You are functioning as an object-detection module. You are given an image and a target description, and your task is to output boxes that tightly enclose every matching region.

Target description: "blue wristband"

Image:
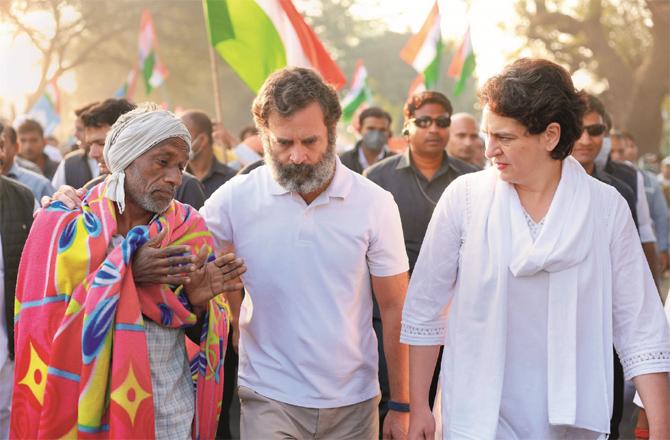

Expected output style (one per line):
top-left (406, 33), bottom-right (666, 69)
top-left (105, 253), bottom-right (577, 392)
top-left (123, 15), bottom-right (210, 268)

top-left (388, 400), bottom-right (410, 413)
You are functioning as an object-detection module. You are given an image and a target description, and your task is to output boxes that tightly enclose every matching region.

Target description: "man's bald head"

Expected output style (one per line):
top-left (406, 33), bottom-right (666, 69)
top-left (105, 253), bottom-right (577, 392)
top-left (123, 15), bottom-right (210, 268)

top-left (447, 112), bottom-right (479, 163)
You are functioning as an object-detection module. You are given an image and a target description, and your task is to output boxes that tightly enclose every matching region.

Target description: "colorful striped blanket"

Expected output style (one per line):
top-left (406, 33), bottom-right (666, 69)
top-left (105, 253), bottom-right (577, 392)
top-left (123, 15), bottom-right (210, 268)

top-left (10, 182), bottom-right (228, 439)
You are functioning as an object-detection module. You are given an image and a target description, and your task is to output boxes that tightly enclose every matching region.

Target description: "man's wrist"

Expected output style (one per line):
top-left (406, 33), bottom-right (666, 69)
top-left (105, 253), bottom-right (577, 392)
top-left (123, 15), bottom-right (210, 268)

top-left (388, 400), bottom-right (410, 413)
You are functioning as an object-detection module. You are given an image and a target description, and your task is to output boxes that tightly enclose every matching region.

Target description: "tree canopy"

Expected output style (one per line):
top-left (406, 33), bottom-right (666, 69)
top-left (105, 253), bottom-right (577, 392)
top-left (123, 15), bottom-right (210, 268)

top-left (513, 0), bottom-right (669, 153)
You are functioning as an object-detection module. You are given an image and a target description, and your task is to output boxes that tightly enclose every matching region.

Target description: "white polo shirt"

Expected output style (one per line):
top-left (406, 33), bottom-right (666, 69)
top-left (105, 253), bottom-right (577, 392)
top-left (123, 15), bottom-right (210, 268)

top-left (200, 157), bottom-right (408, 408)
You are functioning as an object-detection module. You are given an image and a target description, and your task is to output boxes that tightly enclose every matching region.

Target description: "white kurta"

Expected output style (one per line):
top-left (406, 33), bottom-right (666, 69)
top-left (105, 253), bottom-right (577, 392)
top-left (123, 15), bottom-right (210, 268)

top-left (401, 161), bottom-right (670, 439)
top-left (497, 211), bottom-right (599, 439)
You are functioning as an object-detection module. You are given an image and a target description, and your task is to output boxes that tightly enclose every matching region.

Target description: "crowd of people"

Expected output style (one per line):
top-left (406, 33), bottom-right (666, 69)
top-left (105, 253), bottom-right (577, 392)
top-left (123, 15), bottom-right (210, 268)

top-left (0, 57), bottom-right (669, 440)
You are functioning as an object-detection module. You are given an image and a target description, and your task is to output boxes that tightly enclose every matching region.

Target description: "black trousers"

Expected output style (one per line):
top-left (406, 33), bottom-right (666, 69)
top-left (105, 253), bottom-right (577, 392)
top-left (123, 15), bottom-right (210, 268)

top-left (610, 348), bottom-right (624, 439)
top-left (216, 331), bottom-right (238, 439)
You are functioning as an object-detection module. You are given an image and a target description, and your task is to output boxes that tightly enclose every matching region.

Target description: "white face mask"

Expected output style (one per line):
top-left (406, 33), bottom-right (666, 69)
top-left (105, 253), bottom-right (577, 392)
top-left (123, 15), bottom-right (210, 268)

top-left (594, 136), bottom-right (611, 170)
top-left (188, 134), bottom-right (203, 160)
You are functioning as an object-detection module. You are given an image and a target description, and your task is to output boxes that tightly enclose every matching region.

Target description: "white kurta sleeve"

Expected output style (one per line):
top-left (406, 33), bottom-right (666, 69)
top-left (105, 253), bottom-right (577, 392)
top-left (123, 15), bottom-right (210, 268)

top-left (610, 193), bottom-right (670, 379)
top-left (400, 179), bottom-right (464, 345)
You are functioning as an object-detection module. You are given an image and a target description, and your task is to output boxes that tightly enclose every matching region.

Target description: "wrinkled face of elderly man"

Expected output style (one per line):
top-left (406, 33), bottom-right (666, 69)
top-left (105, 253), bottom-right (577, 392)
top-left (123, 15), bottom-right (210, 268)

top-left (124, 137), bottom-right (188, 214)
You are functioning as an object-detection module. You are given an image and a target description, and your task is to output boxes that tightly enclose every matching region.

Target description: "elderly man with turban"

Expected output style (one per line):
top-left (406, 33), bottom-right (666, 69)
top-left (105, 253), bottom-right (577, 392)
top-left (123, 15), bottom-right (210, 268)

top-left (10, 105), bottom-right (246, 439)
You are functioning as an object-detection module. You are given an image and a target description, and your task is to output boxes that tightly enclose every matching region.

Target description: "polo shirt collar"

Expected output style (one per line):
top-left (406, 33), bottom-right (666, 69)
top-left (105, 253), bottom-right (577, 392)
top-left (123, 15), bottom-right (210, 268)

top-left (266, 155), bottom-right (352, 199)
top-left (395, 149), bottom-right (413, 170)
top-left (325, 156), bottom-right (352, 199)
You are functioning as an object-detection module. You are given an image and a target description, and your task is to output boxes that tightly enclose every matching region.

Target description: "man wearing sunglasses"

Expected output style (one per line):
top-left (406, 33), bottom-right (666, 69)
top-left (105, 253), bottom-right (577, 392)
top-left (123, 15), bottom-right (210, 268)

top-left (572, 94), bottom-right (659, 439)
top-left (574, 96), bottom-right (658, 276)
top-left (366, 91), bottom-right (477, 273)
top-left (365, 91), bottom-right (477, 422)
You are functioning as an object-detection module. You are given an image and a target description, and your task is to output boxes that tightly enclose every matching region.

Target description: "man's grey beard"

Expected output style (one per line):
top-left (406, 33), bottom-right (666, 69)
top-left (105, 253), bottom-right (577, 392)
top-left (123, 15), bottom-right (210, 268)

top-left (264, 142), bottom-right (337, 194)
top-left (125, 165), bottom-right (174, 214)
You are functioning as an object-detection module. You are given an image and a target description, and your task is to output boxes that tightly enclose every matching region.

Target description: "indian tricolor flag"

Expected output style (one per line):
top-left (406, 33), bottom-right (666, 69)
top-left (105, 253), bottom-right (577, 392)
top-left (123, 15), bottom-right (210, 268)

top-left (113, 68), bottom-right (138, 99)
top-left (28, 77), bottom-right (60, 135)
top-left (407, 73), bottom-right (427, 98)
top-left (448, 26), bottom-right (476, 96)
top-left (341, 60), bottom-right (372, 123)
top-left (400, 2), bottom-right (443, 90)
top-left (203, 0), bottom-right (346, 93)
top-left (138, 9), bottom-right (169, 95)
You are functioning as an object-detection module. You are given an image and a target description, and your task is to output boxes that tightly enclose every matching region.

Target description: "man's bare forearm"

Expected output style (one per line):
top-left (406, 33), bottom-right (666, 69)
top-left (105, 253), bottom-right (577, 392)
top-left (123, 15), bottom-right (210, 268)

top-left (373, 272), bottom-right (410, 403)
top-left (634, 372), bottom-right (670, 438)
top-left (382, 303), bottom-right (410, 402)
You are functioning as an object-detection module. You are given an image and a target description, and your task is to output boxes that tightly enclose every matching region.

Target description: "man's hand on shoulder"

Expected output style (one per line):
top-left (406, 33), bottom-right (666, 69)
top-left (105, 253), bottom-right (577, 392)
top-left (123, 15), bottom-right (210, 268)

top-left (41, 185), bottom-right (86, 209)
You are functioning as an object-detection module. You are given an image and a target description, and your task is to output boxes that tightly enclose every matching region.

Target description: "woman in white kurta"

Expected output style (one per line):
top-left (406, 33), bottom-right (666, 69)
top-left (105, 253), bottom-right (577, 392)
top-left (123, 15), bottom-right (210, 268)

top-left (402, 58), bottom-right (670, 440)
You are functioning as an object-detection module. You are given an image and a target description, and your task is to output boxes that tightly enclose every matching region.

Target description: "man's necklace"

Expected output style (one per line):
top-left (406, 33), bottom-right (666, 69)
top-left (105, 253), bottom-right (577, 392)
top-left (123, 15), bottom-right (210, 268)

top-left (413, 171), bottom-right (439, 206)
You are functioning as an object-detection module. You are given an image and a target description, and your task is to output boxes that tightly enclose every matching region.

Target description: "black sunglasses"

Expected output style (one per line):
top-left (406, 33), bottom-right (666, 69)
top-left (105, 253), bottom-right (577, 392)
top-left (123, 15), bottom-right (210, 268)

top-left (411, 115), bottom-right (451, 129)
top-left (583, 123), bottom-right (607, 137)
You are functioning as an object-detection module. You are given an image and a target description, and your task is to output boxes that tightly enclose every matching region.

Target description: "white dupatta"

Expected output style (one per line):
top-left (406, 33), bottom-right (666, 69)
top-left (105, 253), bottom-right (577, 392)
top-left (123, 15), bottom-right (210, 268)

top-left (444, 156), bottom-right (602, 438)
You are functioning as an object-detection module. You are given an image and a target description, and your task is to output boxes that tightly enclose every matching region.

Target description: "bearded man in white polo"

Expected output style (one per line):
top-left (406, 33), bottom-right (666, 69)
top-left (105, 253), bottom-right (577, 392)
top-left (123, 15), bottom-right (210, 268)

top-left (200, 67), bottom-right (410, 439)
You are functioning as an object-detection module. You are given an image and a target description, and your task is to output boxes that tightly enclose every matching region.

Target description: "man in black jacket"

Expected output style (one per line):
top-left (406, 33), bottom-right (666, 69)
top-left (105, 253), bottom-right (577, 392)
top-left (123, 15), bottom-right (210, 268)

top-left (0, 121), bottom-right (34, 438)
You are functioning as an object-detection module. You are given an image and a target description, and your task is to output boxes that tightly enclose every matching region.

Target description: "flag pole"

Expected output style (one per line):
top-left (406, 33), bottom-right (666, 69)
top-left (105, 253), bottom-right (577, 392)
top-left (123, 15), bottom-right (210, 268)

top-left (201, 1), bottom-right (228, 161)
top-left (202, 3), bottom-right (223, 123)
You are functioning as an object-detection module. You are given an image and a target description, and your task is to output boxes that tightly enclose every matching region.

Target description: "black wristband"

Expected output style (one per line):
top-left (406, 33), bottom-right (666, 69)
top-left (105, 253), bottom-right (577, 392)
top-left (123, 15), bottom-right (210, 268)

top-left (388, 400), bottom-right (410, 413)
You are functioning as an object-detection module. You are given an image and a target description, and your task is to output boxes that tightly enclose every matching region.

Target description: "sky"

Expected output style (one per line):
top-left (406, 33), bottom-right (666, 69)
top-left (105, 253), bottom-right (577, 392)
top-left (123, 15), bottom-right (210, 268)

top-left (0, 0), bottom-right (522, 115)
top-left (0, 8), bottom-right (78, 114)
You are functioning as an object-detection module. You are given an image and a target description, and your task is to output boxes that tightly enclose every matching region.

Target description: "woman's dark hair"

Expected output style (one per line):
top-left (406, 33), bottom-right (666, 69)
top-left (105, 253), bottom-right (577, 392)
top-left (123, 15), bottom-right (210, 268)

top-left (478, 58), bottom-right (586, 160)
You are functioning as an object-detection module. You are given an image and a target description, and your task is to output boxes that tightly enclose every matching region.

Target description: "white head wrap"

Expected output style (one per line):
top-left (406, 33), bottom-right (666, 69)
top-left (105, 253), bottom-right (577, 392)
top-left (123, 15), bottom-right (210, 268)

top-left (103, 104), bottom-right (191, 214)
